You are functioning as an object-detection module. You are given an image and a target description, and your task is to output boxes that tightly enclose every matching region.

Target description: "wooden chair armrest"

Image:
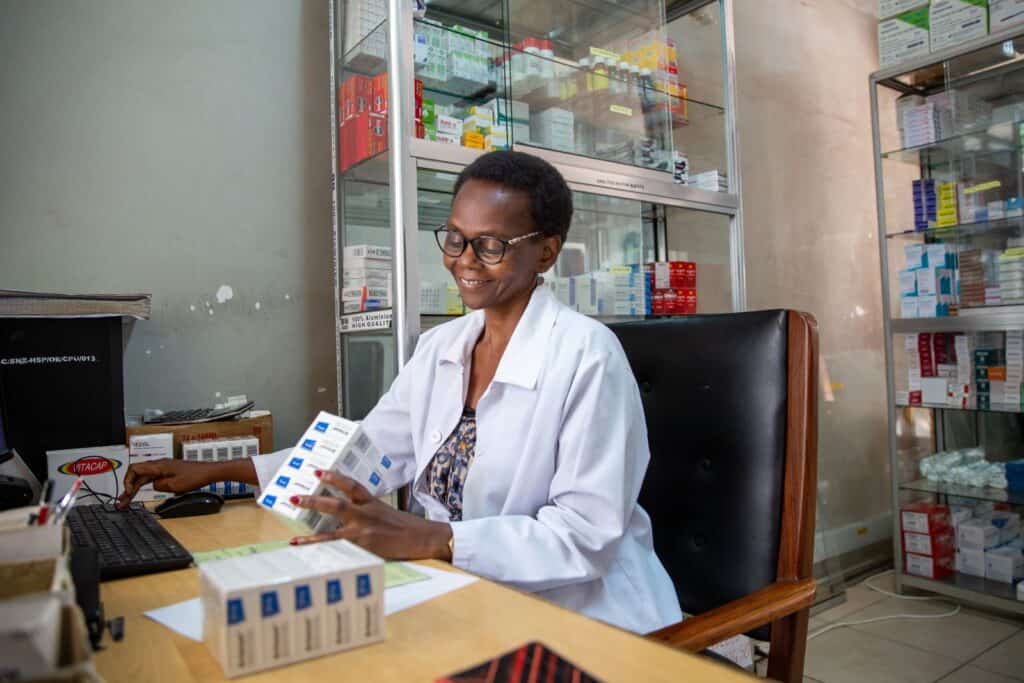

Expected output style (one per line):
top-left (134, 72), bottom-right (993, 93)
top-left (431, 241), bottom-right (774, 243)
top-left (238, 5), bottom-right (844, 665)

top-left (648, 579), bottom-right (816, 653)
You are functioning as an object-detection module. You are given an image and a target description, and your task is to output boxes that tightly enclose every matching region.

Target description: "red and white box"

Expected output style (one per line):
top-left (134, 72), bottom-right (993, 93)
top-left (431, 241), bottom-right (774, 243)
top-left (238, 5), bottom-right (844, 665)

top-left (900, 502), bottom-right (951, 535)
top-left (903, 529), bottom-right (955, 557)
top-left (904, 551), bottom-right (954, 580)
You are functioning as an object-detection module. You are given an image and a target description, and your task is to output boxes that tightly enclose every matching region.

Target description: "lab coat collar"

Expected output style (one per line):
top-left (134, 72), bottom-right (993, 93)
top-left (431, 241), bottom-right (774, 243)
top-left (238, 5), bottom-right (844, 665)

top-left (437, 284), bottom-right (560, 391)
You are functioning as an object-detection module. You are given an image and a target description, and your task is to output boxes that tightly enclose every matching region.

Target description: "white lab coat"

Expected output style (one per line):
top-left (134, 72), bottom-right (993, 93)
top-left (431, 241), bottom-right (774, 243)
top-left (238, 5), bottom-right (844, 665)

top-left (254, 284), bottom-right (682, 634)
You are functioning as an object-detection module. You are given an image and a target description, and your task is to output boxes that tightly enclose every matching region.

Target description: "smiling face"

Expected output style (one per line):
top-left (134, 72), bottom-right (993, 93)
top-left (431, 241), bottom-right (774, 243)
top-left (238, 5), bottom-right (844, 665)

top-left (444, 178), bottom-right (561, 312)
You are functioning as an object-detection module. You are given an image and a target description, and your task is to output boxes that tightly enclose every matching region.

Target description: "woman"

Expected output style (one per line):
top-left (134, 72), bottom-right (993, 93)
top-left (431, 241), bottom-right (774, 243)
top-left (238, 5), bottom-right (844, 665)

top-left (118, 150), bottom-right (682, 635)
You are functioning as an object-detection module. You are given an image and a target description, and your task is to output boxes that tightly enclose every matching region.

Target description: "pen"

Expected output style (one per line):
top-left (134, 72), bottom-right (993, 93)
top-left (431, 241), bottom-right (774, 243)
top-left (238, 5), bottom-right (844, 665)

top-left (49, 477), bottom-right (83, 526)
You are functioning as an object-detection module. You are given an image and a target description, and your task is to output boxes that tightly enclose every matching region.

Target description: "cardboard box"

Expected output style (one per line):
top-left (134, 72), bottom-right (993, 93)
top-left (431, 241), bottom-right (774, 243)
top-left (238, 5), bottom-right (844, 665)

top-left (879, 0), bottom-right (929, 19)
top-left (128, 433), bottom-right (174, 502)
top-left (200, 541), bottom-right (384, 677)
top-left (901, 502), bottom-right (951, 534)
top-left (957, 517), bottom-right (1001, 550)
top-left (985, 546), bottom-right (1023, 582)
top-left (903, 529), bottom-right (955, 556)
top-left (991, 0), bottom-right (1024, 31)
top-left (0, 594), bottom-right (62, 680)
top-left (126, 413), bottom-right (273, 460)
top-left (46, 445), bottom-right (129, 505)
top-left (258, 412), bottom-right (392, 529)
top-left (879, 7), bottom-right (931, 68)
top-left (956, 548), bottom-right (987, 577)
top-left (930, 0), bottom-right (989, 52)
top-left (905, 551), bottom-right (954, 579)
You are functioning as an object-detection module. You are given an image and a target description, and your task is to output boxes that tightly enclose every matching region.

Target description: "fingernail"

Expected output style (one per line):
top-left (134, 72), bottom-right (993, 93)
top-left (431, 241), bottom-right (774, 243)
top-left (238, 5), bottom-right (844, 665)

top-left (289, 495), bottom-right (300, 505)
top-left (289, 538), bottom-right (298, 545)
top-left (314, 469), bottom-right (323, 478)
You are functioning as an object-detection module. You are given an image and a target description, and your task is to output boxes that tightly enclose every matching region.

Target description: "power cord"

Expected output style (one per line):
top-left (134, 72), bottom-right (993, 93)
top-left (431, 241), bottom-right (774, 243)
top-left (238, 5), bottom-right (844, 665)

top-left (807, 569), bottom-right (961, 640)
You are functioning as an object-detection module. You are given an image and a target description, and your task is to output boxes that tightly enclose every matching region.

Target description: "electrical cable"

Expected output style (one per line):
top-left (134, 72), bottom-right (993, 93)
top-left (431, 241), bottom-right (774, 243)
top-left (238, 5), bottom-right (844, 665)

top-left (807, 569), bottom-right (961, 640)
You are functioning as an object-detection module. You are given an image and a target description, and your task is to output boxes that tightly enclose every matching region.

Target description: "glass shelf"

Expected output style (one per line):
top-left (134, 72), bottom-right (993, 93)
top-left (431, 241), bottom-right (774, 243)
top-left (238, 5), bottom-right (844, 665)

top-left (897, 400), bottom-right (1024, 414)
top-left (885, 216), bottom-right (1024, 240)
top-left (881, 122), bottom-right (1017, 164)
top-left (900, 478), bottom-right (1024, 506)
top-left (901, 574), bottom-right (1024, 615)
top-left (340, 18), bottom-right (388, 77)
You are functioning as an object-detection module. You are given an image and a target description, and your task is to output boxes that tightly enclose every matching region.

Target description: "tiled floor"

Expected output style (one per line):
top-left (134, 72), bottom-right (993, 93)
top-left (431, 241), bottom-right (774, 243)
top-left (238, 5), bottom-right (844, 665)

top-left (802, 572), bottom-right (1024, 683)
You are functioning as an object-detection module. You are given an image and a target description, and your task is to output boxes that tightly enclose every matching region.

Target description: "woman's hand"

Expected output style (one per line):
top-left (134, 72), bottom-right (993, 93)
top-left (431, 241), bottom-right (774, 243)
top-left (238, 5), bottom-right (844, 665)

top-left (116, 458), bottom-right (258, 508)
top-left (290, 470), bottom-right (453, 561)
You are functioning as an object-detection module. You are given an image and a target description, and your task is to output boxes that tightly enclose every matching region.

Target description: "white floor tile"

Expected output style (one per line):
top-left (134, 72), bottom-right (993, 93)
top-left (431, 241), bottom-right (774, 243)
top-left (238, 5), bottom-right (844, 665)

top-left (938, 665), bottom-right (1023, 683)
top-left (971, 630), bottom-right (1024, 681)
top-left (814, 573), bottom-right (891, 624)
top-left (843, 595), bottom-right (1020, 662)
top-left (805, 627), bottom-right (961, 683)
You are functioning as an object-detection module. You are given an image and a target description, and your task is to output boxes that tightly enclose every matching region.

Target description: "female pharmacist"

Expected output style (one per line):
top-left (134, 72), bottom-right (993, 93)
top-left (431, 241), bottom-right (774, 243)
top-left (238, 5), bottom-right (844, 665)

top-left (117, 151), bottom-right (682, 635)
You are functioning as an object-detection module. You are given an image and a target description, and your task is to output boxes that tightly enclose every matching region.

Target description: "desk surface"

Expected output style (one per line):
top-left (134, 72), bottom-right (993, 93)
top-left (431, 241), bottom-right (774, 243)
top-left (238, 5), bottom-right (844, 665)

top-left (94, 501), bottom-right (752, 682)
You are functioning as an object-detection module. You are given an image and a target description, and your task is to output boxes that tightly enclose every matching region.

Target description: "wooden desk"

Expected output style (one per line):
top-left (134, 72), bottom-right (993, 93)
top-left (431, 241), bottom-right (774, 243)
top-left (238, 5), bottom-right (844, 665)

top-left (94, 501), bottom-right (752, 682)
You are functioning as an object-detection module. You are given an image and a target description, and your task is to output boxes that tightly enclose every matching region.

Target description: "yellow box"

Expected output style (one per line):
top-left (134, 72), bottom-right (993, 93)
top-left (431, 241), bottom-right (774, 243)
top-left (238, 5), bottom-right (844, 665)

top-left (461, 131), bottom-right (485, 148)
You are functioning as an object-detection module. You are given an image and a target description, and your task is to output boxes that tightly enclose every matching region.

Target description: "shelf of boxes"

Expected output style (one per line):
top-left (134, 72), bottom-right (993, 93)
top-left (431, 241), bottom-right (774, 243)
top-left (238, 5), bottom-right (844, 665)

top-left (899, 500), bottom-right (1024, 609)
top-left (897, 330), bottom-right (1024, 411)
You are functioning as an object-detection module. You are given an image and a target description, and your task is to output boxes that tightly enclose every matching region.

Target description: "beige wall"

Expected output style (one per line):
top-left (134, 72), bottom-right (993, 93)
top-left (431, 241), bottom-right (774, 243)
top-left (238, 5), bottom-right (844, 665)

top-left (733, 0), bottom-right (892, 538)
top-left (0, 0), bottom-right (336, 450)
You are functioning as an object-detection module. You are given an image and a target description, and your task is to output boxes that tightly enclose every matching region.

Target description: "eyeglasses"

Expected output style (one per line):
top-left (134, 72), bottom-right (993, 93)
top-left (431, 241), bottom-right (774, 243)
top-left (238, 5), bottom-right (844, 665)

top-left (434, 226), bottom-right (543, 265)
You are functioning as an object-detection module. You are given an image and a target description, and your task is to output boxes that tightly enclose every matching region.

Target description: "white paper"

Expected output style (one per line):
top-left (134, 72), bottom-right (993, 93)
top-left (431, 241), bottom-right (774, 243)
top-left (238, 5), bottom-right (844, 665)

top-left (383, 564), bottom-right (478, 615)
top-left (145, 563), bottom-right (478, 641)
top-left (145, 598), bottom-right (203, 641)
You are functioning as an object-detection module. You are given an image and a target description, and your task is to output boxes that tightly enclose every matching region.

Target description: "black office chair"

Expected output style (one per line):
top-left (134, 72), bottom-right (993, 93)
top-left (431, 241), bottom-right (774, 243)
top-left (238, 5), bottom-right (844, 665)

top-left (610, 310), bottom-right (818, 683)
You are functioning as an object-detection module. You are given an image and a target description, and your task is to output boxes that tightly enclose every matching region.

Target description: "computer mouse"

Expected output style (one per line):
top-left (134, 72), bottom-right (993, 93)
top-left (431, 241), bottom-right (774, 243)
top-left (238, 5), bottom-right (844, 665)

top-left (154, 491), bottom-right (224, 518)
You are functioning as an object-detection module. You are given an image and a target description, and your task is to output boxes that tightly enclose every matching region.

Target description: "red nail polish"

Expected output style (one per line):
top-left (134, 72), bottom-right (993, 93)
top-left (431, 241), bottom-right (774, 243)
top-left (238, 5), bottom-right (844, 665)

top-left (314, 469), bottom-right (323, 478)
top-left (290, 495), bottom-right (300, 505)
top-left (289, 538), bottom-right (298, 545)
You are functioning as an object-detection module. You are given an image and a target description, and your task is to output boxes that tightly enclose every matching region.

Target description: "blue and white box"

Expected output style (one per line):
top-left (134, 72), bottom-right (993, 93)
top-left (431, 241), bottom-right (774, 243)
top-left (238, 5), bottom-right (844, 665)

top-left (258, 412), bottom-right (389, 529)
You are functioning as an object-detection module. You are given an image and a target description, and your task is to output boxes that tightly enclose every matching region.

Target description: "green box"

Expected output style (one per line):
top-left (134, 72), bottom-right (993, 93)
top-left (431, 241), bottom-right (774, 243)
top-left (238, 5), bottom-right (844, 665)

top-left (976, 367), bottom-right (989, 381)
top-left (976, 379), bottom-right (991, 394)
top-left (974, 349), bottom-right (1005, 366)
top-left (421, 99), bottom-right (436, 126)
top-left (978, 394), bottom-right (991, 410)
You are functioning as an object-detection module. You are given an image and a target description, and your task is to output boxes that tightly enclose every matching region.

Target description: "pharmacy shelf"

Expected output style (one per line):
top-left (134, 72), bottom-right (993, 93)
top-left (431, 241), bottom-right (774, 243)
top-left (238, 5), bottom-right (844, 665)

top-left (896, 401), bottom-right (1024, 415)
top-left (881, 122), bottom-right (1017, 165)
top-left (892, 309), bottom-right (1024, 333)
top-left (901, 573), bottom-right (1024, 617)
top-left (885, 216), bottom-right (1024, 241)
top-left (873, 24), bottom-right (1024, 95)
top-left (899, 478), bottom-right (1024, 507)
top-left (339, 309), bottom-right (649, 334)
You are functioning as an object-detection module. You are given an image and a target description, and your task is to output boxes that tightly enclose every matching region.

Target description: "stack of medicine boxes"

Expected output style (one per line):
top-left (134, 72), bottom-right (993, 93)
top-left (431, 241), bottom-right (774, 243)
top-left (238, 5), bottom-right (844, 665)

top-left (342, 245), bottom-right (392, 314)
top-left (953, 501), bottom-right (1023, 586)
top-left (901, 502), bottom-right (955, 580)
top-left (899, 243), bottom-right (955, 319)
top-left (200, 539), bottom-right (385, 678)
top-left (181, 436), bottom-right (260, 497)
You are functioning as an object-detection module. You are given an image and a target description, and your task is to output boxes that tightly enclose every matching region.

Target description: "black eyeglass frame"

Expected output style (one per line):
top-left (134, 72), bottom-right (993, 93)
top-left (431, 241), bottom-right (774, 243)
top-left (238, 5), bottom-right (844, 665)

top-left (433, 225), bottom-right (544, 265)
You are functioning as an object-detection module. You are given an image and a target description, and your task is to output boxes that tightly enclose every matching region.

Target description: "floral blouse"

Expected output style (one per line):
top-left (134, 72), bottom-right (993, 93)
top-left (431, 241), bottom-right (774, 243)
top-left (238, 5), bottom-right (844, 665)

top-left (425, 408), bottom-right (477, 521)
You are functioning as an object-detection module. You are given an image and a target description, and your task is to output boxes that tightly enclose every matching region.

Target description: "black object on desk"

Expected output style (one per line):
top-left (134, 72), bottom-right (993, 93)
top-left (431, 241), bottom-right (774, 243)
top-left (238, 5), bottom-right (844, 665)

top-left (155, 491), bottom-right (224, 518)
top-left (67, 503), bottom-right (192, 581)
top-left (0, 473), bottom-right (33, 510)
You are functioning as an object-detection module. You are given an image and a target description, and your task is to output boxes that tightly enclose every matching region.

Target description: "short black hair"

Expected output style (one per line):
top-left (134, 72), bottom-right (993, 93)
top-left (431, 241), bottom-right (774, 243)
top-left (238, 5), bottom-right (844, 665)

top-left (453, 150), bottom-right (573, 242)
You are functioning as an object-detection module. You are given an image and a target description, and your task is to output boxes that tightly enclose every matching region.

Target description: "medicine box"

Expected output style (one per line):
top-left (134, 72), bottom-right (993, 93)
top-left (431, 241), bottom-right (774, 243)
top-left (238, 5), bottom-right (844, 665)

top-left (257, 412), bottom-right (393, 530)
top-left (344, 245), bottom-right (391, 260)
top-left (200, 541), bottom-right (385, 678)
top-left (992, 0), bottom-right (1024, 33)
top-left (903, 529), bottom-right (955, 556)
top-left (879, 7), bottom-right (931, 68)
top-left (930, 0), bottom-right (990, 53)
top-left (46, 445), bottom-right (130, 505)
top-left (985, 546), bottom-right (1024, 583)
top-left (956, 548), bottom-right (987, 577)
top-left (901, 502), bottom-right (951, 534)
top-left (128, 433), bottom-right (174, 502)
top-left (904, 551), bottom-right (954, 579)
top-left (879, 0), bottom-right (929, 19)
top-left (181, 436), bottom-right (259, 497)
top-left (957, 517), bottom-right (1001, 550)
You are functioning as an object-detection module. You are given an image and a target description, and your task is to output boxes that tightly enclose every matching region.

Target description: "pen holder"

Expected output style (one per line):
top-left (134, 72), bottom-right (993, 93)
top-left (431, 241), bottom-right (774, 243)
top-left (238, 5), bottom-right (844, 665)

top-left (0, 506), bottom-right (65, 562)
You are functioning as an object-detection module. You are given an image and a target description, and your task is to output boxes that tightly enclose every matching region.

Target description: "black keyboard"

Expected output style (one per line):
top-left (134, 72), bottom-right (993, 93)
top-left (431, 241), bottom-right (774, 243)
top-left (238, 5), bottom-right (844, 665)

top-left (143, 401), bottom-right (254, 425)
top-left (67, 504), bottom-right (193, 581)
